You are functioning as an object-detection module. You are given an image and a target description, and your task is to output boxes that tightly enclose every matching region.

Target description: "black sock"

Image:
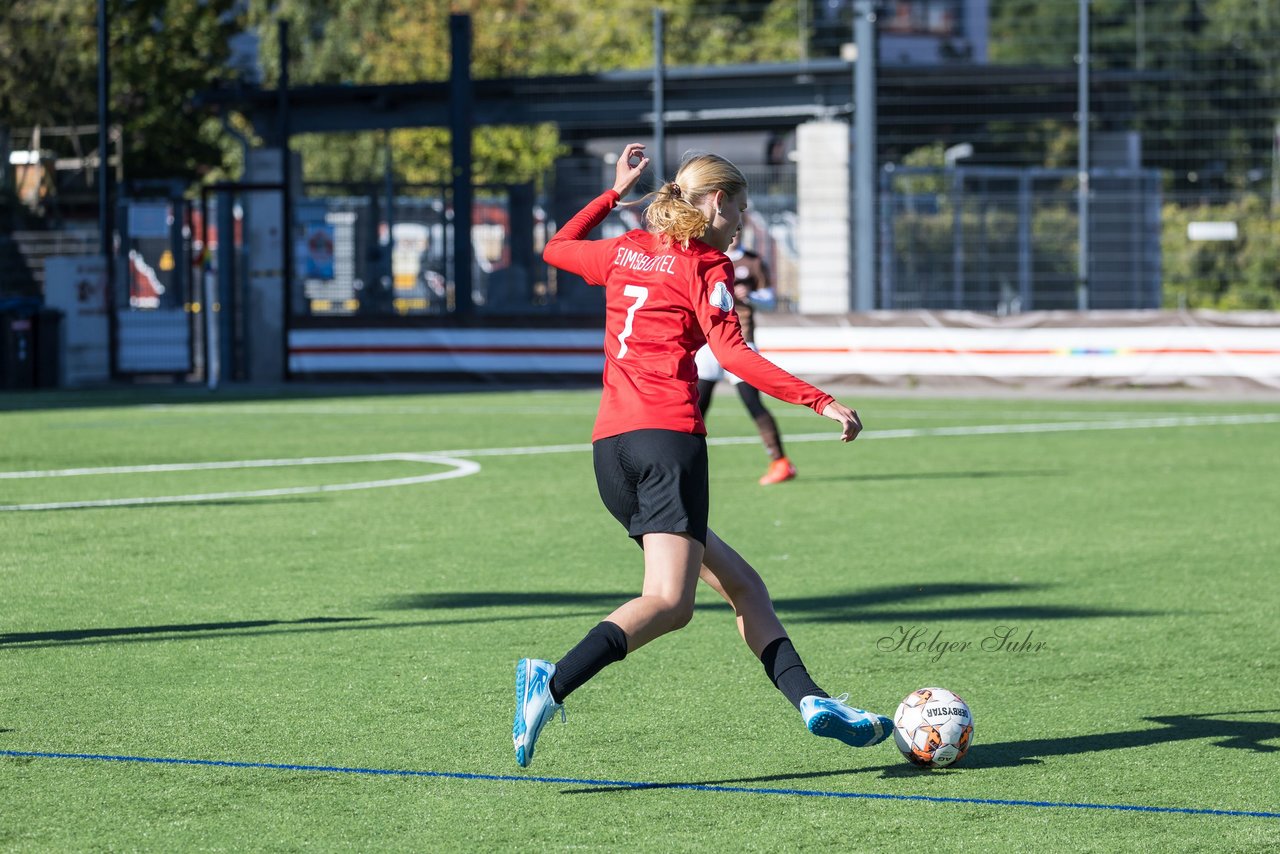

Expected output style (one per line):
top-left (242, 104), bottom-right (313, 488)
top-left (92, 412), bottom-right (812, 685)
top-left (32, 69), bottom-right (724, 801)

top-left (761, 636), bottom-right (828, 711)
top-left (550, 621), bottom-right (628, 703)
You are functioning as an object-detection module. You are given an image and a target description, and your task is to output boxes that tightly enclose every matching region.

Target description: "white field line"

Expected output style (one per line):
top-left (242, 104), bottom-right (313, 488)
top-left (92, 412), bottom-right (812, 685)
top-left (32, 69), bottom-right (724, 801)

top-left (142, 402), bottom-right (1201, 421)
top-left (141, 404), bottom-right (599, 417)
top-left (0, 454), bottom-right (479, 512)
top-left (444, 412), bottom-right (1280, 457)
top-left (2, 413), bottom-right (1276, 512)
top-left (0, 452), bottom-right (454, 480)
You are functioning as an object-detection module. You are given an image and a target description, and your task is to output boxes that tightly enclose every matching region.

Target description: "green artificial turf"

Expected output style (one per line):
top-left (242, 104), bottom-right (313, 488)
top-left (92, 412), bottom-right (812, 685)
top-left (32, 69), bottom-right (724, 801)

top-left (1, 387), bottom-right (1277, 851)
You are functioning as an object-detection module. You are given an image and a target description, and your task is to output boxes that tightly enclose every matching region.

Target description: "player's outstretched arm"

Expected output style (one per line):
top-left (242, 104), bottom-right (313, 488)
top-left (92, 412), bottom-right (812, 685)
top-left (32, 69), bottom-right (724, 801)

top-left (821, 401), bottom-right (863, 443)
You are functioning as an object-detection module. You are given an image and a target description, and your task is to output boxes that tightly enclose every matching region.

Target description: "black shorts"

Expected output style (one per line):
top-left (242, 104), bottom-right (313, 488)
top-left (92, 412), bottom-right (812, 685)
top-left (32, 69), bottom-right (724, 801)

top-left (592, 429), bottom-right (709, 546)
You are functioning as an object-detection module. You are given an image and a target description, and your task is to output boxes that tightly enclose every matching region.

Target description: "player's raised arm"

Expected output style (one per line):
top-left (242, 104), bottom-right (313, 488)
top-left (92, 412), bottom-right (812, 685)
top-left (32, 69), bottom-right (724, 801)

top-left (612, 143), bottom-right (650, 198)
top-left (542, 145), bottom-right (651, 285)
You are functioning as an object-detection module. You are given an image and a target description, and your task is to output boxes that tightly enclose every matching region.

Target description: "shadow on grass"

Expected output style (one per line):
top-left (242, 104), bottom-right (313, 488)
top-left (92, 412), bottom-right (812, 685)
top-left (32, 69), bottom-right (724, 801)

top-left (0, 379), bottom-right (597, 414)
top-left (0, 611), bottom-right (609, 651)
top-left (559, 765), bottom-right (887, 795)
top-left (4, 581), bottom-right (1159, 651)
top-left (383, 591), bottom-right (636, 611)
top-left (560, 710), bottom-right (1280, 794)
top-left (383, 582), bottom-right (1162, 622)
top-left (0, 616), bottom-right (371, 645)
top-left (968, 709), bottom-right (1280, 768)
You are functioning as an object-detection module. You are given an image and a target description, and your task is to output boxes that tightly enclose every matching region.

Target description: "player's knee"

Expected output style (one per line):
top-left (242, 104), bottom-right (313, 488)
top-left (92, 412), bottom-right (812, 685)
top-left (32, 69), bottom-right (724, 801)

top-left (724, 569), bottom-right (770, 606)
top-left (659, 596), bottom-right (696, 631)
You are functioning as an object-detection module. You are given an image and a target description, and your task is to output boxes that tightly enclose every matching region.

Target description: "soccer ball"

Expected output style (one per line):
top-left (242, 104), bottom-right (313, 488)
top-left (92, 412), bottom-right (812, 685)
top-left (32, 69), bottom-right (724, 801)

top-left (893, 687), bottom-right (974, 768)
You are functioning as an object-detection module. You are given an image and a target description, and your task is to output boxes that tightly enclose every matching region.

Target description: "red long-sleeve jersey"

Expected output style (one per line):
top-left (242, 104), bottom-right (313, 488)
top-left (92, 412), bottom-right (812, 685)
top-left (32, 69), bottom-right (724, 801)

top-left (544, 190), bottom-right (834, 441)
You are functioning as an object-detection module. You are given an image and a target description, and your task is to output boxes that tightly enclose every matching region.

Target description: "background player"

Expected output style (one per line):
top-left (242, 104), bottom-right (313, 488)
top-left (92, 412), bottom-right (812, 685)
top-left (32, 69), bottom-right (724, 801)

top-left (695, 232), bottom-right (796, 485)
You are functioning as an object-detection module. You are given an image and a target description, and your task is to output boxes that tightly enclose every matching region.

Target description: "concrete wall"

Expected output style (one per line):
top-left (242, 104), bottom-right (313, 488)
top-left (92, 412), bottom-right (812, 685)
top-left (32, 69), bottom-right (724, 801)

top-left (796, 121), bottom-right (852, 314)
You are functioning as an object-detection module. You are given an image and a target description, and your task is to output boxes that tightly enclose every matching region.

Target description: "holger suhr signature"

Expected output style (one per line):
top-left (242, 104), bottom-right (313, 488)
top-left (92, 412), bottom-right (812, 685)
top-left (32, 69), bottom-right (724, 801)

top-left (877, 625), bottom-right (1046, 663)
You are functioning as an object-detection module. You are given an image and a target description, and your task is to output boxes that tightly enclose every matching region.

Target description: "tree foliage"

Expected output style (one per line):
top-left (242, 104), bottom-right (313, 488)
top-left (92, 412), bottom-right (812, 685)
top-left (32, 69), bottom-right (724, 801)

top-left (1, 0), bottom-right (241, 184)
top-left (0, 1), bottom-right (97, 130)
top-left (2, 0), bottom-right (806, 190)
top-left (989, 1), bottom-right (1277, 191)
top-left (1162, 196), bottom-right (1280, 309)
top-left (242, 0), bottom-right (805, 186)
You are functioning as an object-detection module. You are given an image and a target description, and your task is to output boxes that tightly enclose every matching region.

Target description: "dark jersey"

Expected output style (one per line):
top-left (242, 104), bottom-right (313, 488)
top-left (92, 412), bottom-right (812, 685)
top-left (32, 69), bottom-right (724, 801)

top-left (728, 248), bottom-right (771, 343)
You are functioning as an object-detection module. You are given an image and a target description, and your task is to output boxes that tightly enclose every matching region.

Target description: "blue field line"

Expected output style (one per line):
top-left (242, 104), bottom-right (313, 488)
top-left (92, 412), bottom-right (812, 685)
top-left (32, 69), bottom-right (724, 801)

top-left (3, 749), bottom-right (1277, 820)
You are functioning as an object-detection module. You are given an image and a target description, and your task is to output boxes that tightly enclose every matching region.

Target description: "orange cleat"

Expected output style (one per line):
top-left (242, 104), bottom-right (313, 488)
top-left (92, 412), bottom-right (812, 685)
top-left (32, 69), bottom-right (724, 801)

top-left (759, 457), bottom-right (797, 485)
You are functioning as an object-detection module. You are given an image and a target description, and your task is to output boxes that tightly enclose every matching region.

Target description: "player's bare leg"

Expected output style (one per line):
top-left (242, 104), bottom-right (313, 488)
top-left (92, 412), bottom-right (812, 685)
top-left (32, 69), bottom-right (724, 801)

top-left (697, 528), bottom-right (785, 656)
top-left (604, 532), bottom-right (704, 651)
top-left (516, 533), bottom-right (702, 767)
top-left (699, 527), bottom-right (892, 747)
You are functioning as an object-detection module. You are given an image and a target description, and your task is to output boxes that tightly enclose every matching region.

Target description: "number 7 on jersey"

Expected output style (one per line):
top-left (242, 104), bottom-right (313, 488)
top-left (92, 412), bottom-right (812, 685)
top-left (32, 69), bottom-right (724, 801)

top-left (615, 285), bottom-right (648, 359)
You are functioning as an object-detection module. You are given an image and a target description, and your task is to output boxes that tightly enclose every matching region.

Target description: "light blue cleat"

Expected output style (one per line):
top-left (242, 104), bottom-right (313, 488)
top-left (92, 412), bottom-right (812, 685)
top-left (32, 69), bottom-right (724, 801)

top-left (513, 658), bottom-right (565, 768)
top-left (801, 693), bottom-right (893, 748)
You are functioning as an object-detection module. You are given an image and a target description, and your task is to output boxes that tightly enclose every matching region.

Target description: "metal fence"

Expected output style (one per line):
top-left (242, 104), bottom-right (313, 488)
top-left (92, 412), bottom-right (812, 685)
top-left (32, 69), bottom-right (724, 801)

top-left (880, 164), bottom-right (1161, 311)
top-left (291, 183), bottom-right (547, 320)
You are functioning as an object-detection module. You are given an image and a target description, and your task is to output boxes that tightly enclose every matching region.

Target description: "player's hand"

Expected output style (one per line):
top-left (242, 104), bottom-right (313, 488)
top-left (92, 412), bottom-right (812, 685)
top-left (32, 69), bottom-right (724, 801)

top-left (821, 401), bottom-right (863, 443)
top-left (612, 143), bottom-right (650, 198)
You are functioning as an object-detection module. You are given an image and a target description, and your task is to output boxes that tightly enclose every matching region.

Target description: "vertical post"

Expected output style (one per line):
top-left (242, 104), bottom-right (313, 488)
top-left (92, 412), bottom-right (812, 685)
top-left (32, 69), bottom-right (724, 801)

top-left (215, 188), bottom-right (237, 381)
top-left (278, 20), bottom-right (293, 377)
top-left (1135, 0), bottom-right (1145, 70)
top-left (98, 0), bottom-right (118, 377)
top-left (652, 9), bottom-right (666, 183)
top-left (878, 166), bottom-right (894, 309)
top-left (1272, 120), bottom-right (1279, 216)
top-left (853, 1), bottom-right (877, 311)
top-left (202, 195), bottom-right (220, 391)
top-left (1077, 0), bottom-right (1090, 311)
top-left (952, 168), bottom-right (965, 309)
top-left (200, 187), bottom-right (212, 388)
top-left (1018, 172), bottom-right (1032, 310)
top-left (0, 125), bottom-right (9, 213)
top-left (798, 0), bottom-right (809, 63)
top-left (384, 129), bottom-right (395, 308)
top-left (450, 13), bottom-right (474, 316)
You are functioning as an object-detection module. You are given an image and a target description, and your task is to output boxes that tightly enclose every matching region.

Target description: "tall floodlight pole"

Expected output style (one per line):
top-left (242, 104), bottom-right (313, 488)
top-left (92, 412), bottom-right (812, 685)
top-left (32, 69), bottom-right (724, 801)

top-left (278, 20), bottom-right (294, 377)
top-left (653, 9), bottom-right (666, 184)
top-left (450, 14), bottom-right (473, 315)
top-left (1077, 0), bottom-right (1090, 311)
top-left (98, 0), bottom-right (116, 375)
top-left (853, 1), bottom-right (878, 312)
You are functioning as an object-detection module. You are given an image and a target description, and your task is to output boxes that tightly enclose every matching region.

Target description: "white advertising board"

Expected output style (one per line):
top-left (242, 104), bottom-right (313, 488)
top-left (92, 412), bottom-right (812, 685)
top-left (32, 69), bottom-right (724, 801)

top-left (43, 255), bottom-right (110, 386)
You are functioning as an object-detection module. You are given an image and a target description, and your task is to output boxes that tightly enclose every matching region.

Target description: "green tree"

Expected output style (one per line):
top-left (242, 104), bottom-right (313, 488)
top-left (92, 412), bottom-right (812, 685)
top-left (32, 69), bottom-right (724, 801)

top-left (240, 0), bottom-right (805, 186)
top-left (1161, 197), bottom-right (1280, 309)
top-left (0, 1), bottom-right (97, 130)
top-left (989, 1), bottom-right (1278, 193)
top-left (1, 0), bottom-right (243, 184)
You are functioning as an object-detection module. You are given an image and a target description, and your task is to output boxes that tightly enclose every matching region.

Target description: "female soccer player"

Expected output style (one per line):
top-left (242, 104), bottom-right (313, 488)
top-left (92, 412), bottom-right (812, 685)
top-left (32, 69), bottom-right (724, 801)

top-left (513, 143), bottom-right (891, 768)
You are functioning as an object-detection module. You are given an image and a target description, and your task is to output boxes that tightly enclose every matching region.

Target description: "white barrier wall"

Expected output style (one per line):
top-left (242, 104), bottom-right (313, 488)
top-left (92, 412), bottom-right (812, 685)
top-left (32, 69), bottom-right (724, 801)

top-left (755, 326), bottom-right (1280, 387)
top-left (289, 327), bottom-right (604, 376)
top-left (287, 311), bottom-right (1280, 390)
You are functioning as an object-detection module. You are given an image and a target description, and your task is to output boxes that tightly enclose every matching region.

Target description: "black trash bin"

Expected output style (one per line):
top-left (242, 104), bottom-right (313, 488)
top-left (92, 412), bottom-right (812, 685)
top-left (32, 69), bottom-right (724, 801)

top-left (34, 308), bottom-right (63, 388)
top-left (0, 312), bottom-right (37, 390)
